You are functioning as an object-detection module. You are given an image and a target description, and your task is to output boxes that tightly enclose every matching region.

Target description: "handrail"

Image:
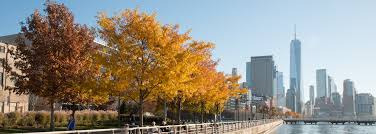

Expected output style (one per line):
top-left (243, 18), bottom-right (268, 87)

top-left (20, 119), bottom-right (281, 134)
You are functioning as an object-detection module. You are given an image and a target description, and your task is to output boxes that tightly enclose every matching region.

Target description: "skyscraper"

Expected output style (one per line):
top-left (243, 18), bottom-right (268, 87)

top-left (343, 79), bottom-right (356, 117)
top-left (249, 56), bottom-right (276, 99)
top-left (276, 71), bottom-right (285, 107)
top-left (309, 85), bottom-right (315, 106)
top-left (290, 27), bottom-right (302, 113)
top-left (316, 69), bottom-right (328, 99)
top-left (328, 76), bottom-right (336, 101)
top-left (232, 68), bottom-right (238, 76)
top-left (332, 92), bottom-right (342, 108)
top-left (286, 88), bottom-right (295, 111)
top-left (246, 62), bottom-right (252, 88)
top-left (309, 85), bottom-right (315, 116)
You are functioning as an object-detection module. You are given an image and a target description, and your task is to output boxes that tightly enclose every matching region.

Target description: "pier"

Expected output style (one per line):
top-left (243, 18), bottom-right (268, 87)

top-left (283, 118), bottom-right (376, 125)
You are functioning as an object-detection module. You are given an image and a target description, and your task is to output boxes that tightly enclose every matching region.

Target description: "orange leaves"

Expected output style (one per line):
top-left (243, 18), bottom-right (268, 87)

top-left (11, 2), bottom-right (102, 105)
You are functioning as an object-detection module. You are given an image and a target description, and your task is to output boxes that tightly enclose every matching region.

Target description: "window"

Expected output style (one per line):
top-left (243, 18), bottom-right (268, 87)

top-left (0, 72), bottom-right (3, 87)
top-left (0, 46), bottom-right (5, 53)
top-left (0, 58), bottom-right (4, 67)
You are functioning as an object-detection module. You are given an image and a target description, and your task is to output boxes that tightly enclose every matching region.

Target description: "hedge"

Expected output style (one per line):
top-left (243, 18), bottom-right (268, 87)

top-left (0, 110), bottom-right (117, 128)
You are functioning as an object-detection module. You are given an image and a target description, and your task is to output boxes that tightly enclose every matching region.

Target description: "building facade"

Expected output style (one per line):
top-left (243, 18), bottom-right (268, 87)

top-left (290, 33), bottom-right (302, 113)
top-left (356, 93), bottom-right (375, 117)
top-left (247, 56), bottom-right (277, 107)
top-left (343, 79), bottom-right (356, 117)
top-left (0, 35), bottom-right (29, 113)
top-left (249, 56), bottom-right (276, 97)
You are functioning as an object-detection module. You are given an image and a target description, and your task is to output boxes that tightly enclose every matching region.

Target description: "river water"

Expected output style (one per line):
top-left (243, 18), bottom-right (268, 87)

top-left (270, 123), bottom-right (376, 134)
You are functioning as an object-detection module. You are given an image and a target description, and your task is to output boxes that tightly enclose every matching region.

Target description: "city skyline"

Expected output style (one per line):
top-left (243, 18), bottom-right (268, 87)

top-left (2, 1), bottom-right (376, 102)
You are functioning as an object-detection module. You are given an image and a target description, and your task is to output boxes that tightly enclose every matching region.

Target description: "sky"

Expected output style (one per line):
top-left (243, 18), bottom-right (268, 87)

top-left (1, 0), bottom-right (376, 102)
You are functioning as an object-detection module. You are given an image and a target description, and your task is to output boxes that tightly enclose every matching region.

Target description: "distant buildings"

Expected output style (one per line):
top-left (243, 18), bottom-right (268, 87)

top-left (247, 56), bottom-right (277, 106)
top-left (316, 69), bottom-right (328, 99)
top-left (286, 88), bottom-right (295, 111)
top-left (309, 85), bottom-right (315, 116)
top-left (356, 93), bottom-right (376, 117)
top-left (332, 92), bottom-right (342, 108)
top-left (225, 68), bottom-right (240, 110)
top-left (343, 79), bottom-right (356, 117)
top-left (276, 72), bottom-right (285, 107)
top-left (328, 76), bottom-right (337, 101)
top-left (290, 31), bottom-right (302, 113)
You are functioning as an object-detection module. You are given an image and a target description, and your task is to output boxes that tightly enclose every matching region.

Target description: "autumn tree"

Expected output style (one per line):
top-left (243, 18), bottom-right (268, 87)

top-left (11, 2), bottom-right (101, 130)
top-left (98, 9), bottom-right (212, 126)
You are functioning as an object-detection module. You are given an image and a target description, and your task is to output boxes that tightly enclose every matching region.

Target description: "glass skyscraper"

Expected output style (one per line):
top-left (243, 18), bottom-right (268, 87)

top-left (343, 79), bottom-right (356, 117)
top-left (316, 69), bottom-right (328, 98)
top-left (290, 32), bottom-right (302, 113)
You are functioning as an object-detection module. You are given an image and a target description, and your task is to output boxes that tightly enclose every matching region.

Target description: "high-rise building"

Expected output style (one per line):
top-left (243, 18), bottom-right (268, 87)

top-left (225, 68), bottom-right (239, 110)
top-left (332, 92), bottom-right (343, 116)
top-left (249, 56), bottom-right (276, 98)
top-left (276, 72), bottom-right (285, 107)
top-left (328, 76), bottom-right (336, 101)
top-left (343, 79), bottom-right (356, 117)
top-left (332, 92), bottom-right (342, 108)
top-left (316, 69), bottom-right (328, 99)
top-left (286, 88), bottom-right (295, 111)
top-left (356, 93), bottom-right (375, 117)
top-left (290, 27), bottom-right (302, 113)
top-left (232, 68), bottom-right (238, 76)
top-left (246, 62), bottom-right (252, 89)
top-left (309, 85), bottom-right (315, 105)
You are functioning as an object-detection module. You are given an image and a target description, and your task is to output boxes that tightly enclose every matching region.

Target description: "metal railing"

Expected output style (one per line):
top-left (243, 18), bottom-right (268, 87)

top-left (21, 119), bottom-right (280, 134)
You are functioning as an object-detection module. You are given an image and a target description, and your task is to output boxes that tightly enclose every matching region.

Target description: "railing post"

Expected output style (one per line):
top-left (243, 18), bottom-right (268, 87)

top-left (186, 125), bottom-right (189, 134)
top-left (195, 124), bottom-right (198, 134)
top-left (124, 124), bottom-right (129, 134)
top-left (204, 124), bottom-right (207, 134)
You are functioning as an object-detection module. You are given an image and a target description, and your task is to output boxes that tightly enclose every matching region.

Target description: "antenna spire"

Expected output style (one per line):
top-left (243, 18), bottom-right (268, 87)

top-left (294, 24), bottom-right (297, 40)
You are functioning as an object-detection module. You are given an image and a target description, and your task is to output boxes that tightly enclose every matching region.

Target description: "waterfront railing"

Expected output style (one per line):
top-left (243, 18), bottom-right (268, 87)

top-left (21, 119), bottom-right (280, 134)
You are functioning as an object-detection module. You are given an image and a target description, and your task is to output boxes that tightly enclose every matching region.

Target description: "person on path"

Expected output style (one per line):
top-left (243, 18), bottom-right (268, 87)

top-left (67, 114), bottom-right (76, 130)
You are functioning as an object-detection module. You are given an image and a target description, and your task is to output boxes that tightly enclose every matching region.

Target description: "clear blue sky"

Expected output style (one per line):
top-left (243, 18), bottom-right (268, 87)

top-left (2, 0), bottom-right (376, 101)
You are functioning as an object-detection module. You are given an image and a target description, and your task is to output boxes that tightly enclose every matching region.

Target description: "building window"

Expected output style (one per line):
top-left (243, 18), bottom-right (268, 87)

top-left (0, 58), bottom-right (4, 67)
top-left (0, 72), bottom-right (3, 87)
top-left (0, 46), bottom-right (5, 53)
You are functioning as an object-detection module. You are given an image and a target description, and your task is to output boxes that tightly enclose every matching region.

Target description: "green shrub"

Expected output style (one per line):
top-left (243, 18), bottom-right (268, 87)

top-left (0, 113), bottom-right (4, 127)
top-left (35, 111), bottom-right (50, 128)
top-left (5, 112), bottom-right (21, 127)
top-left (19, 112), bottom-right (36, 127)
top-left (92, 111), bottom-right (101, 126)
top-left (0, 110), bottom-right (118, 128)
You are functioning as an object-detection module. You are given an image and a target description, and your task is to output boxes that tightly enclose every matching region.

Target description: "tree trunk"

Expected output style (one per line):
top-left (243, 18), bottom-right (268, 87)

top-left (178, 98), bottom-right (181, 124)
top-left (200, 101), bottom-right (204, 123)
top-left (139, 101), bottom-right (144, 127)
top-left (193, 112), bottom-right (196, 123)
top-left (50, 100), bottom-right (55, 131)
top-left (117, 96), bottom-right (121, 127)
top-left (215, 103), bottom-right (219, 123)
top-left (163, 99), bottom-right (167, 122)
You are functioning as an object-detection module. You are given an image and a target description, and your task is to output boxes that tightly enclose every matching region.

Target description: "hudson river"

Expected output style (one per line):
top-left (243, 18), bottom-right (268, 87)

top-left (270, 123), bottom-right (376, 134)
